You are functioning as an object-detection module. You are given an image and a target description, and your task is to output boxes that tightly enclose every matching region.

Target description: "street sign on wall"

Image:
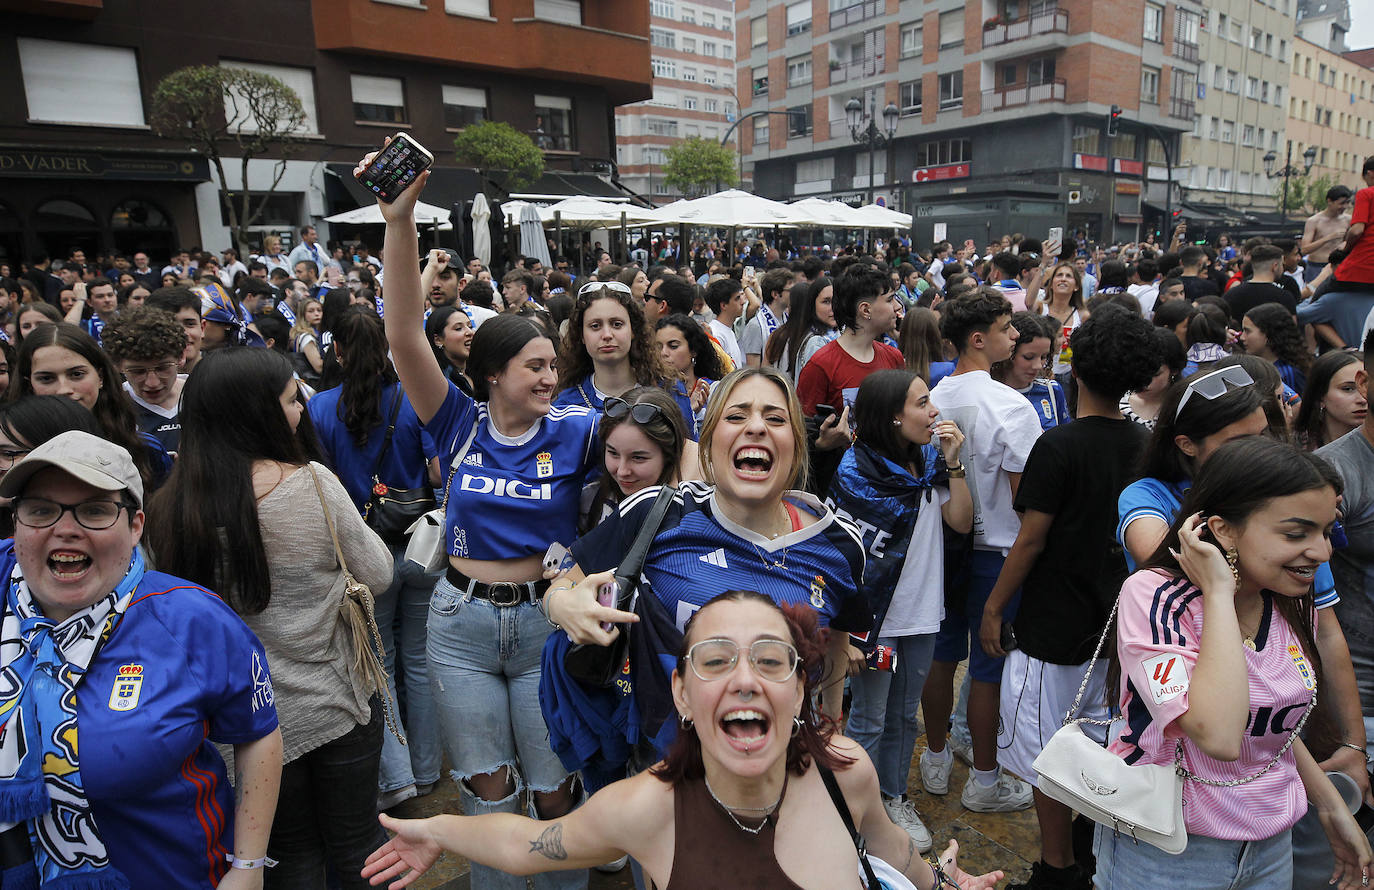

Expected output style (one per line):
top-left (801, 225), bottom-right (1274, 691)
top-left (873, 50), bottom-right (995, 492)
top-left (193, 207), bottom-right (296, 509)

top-left (912, 163), bottom-right (971, 182)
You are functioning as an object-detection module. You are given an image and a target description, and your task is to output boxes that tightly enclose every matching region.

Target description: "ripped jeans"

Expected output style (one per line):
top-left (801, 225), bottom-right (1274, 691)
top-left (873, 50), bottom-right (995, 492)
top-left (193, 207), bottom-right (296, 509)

top-left (427, 576), bottom-right (586, 890)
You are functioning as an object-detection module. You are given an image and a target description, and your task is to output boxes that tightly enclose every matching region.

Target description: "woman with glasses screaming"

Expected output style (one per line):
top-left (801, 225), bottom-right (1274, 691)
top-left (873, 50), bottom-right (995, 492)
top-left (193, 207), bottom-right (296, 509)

top-left (365, 592), bottom-right (1005, 890)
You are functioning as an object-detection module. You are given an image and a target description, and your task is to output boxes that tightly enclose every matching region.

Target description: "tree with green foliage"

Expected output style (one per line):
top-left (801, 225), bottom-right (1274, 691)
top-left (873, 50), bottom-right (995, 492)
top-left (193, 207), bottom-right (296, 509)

top-left (150, 65), bottom-right (306, 254)
top-left (453, 121), bottom-right (545, 193)
top-left (663, 137), bottom-right (739, 197)
top-left (1273, 170), bottom-right (1342, 216)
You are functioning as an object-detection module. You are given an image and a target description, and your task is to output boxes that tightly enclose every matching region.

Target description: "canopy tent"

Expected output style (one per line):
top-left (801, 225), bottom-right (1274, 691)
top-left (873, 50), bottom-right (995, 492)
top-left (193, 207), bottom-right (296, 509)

top-left (324, 200), bottom-right (453, 227)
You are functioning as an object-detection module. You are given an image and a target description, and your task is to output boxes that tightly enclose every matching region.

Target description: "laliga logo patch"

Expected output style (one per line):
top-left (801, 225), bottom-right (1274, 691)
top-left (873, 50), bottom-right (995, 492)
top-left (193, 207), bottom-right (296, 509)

top-left (1141, 652), bottom-right (1189, 705)
top-left (1288, 644), bottom-right (1316, 691)
top-left (108, 663), bottom-right (144, 712)
top-left (810, 575), bottom-right (826, 610)
top-left (536, 450), bottom-right (554, 479)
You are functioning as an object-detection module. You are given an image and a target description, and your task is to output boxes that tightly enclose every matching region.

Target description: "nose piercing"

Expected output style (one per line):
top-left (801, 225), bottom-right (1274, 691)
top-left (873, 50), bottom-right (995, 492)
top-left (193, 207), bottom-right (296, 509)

top-left (739, 690), bottom-right (754, 701)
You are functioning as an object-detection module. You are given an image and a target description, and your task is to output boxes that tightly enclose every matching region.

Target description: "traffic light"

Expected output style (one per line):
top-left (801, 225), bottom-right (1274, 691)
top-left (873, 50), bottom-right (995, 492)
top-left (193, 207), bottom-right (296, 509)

top-left (1107, 105), bottom-right (1122, 137)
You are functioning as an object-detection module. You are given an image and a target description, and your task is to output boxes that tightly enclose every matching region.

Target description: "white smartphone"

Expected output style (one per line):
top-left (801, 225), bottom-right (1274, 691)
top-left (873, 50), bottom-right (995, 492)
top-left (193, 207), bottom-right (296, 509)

top-left (1048, 226), bottom-right (1063, 244)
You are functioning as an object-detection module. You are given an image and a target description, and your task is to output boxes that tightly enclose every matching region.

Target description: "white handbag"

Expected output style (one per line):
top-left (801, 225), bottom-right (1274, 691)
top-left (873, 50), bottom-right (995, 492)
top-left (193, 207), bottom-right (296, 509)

top-left (1033, 593), bottom-right (1317, 855)
top-left (403, 422), bottom-right (477, 572)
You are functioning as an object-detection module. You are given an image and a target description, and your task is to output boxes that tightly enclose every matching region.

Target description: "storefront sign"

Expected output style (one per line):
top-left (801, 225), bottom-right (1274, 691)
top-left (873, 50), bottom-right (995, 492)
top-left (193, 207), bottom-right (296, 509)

top-left (913, 163), bottom-right (971, 182)
top-left (1113, 158), bottom-right (1144, 176)
top-left (1073, 153), bottom-right (1108, 172)
top-left (1115, 181), bottom-right (1142, 195)
top-left (0, 149), bottom-right (210, 181)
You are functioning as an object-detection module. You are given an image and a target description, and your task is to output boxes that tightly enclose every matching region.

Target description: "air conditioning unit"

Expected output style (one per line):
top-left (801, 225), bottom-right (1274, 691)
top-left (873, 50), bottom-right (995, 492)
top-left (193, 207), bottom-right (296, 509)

top-left (1068, 190), bottom-right (1082, 204)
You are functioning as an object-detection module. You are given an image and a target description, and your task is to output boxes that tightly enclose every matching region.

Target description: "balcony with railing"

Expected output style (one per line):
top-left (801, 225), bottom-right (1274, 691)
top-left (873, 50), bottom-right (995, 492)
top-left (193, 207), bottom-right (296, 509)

top-left (829, 55), bottom-right (886, 84)
top-left (829, 0), bottom-right (883, 29)
top-left (1168, 96), bottom-right (1196, 120)
top-left (981, 77), bottom-right (1066, 111)
top-left (1173, 39), bottom-right (1199, 62)
top-left (982, 9), bottom-right (1069, 48)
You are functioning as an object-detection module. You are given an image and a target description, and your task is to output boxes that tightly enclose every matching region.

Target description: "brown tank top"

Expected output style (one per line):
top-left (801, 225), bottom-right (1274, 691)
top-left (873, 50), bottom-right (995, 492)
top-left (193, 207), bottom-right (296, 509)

top-left (664, 775), bottom-right (805, 890)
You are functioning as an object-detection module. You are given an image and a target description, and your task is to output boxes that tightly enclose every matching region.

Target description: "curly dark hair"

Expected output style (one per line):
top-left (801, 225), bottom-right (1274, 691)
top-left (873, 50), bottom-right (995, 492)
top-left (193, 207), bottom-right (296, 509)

top-left (652, 591), bottom-right (854, 784)
top-left (1069, 303), bottom-right (1162, 400)
top-left (555, 284), bottom-right (666, 394)
top-left (656, 314), bottom-right (725, 383)
top-left (100, 306), bottom-right (188, 364)
top-left (1243, 302), bottom-right (1310, 374)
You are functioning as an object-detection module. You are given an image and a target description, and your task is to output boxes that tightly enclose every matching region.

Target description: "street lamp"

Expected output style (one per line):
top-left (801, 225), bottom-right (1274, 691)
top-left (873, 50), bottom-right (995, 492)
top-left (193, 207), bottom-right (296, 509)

top-left (845, 97), bottom-right (900, 205)
top-left (1263, 143), bottom-right (1318, 219)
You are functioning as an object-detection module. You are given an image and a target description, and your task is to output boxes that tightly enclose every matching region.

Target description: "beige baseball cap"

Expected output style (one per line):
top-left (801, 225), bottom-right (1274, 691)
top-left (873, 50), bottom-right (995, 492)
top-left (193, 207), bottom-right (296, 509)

top-left (0, 431), bottom-right (142, 507)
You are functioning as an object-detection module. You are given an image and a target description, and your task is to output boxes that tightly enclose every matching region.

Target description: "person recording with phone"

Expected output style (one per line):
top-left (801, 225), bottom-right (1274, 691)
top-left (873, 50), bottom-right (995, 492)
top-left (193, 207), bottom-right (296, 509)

top-left (363, 137), bottom-right (602, 890)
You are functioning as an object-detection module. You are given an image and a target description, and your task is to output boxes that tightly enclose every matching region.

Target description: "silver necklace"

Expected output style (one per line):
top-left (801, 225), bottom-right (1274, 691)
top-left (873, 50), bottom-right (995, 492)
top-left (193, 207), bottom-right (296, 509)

top-left (703, 773), bottom-right (785, 836)
top-left (750, 506), bottom-right (793, 570)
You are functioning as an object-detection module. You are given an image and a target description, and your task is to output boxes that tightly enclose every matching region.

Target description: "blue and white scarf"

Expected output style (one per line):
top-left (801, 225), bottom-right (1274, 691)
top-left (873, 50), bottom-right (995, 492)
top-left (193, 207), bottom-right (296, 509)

top-left (0, 549), bottom-right (146, 888)
top-left (758, 303), bottom-right (782, 339)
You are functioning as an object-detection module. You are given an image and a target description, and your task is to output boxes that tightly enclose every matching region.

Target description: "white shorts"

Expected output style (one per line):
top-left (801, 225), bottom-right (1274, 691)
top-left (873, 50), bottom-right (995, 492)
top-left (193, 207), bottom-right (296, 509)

top-left (996, 648), bottom-right (1109, 786)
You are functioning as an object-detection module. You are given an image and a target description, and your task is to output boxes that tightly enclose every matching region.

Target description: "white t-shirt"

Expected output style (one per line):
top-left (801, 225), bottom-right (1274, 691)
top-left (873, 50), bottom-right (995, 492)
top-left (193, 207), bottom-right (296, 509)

top-left (881, 486), bottom-right (952, 636)
top-left (930, 370), bottom-right (1042, 553)
top-left (464, 303), bottom-right (498, 330)
top-left (708, 318), bottom-right (744, 368)
top-left (1128, 282), bottom-right (1159, 319)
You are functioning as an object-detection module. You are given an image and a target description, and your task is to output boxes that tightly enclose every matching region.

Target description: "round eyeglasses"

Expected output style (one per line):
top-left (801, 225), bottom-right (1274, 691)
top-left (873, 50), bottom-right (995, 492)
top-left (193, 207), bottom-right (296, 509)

top-left (685, 638), bottom-right (800, 683)
top-left (13, 497), bottom-right (130, 530)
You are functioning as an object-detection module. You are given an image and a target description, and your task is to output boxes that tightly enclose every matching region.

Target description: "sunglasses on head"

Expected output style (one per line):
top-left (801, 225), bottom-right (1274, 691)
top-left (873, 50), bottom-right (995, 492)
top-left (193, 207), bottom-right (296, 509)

top-left (578, 281), bottom-right (632, 297)
top-left (604, 396), bottom-right (667, 425)
top-left (1174, 366), bottom-right (1255, 420)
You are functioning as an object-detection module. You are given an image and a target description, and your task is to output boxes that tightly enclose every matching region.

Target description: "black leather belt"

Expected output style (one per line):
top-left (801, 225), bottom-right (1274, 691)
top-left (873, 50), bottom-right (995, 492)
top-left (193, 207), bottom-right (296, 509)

top-left (445, 566), bottom-right (549, 606)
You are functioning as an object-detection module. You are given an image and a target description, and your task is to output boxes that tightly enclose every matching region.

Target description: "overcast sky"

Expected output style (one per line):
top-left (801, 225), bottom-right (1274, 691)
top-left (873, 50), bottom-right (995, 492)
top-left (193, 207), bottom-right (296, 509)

top-left (1350, 9), bottom-right (1373, 50)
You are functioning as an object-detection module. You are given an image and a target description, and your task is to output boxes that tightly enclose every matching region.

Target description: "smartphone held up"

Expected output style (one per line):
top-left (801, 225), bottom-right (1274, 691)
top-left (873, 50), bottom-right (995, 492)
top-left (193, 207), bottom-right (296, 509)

top-left (356, 133), bottom-right (434, 202)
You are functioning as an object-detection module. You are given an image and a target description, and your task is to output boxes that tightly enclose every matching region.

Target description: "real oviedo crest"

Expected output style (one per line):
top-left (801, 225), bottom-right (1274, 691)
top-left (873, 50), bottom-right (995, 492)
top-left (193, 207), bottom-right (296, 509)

top-left (108, 663), bottom-right (144, 712)
top-left (536, 451), bottom-right (554, 479)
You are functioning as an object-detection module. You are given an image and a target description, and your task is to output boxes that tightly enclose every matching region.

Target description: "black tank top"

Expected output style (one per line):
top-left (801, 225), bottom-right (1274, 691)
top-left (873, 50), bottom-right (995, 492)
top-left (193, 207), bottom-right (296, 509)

top-left (664, 775), bottom-right (804, 890)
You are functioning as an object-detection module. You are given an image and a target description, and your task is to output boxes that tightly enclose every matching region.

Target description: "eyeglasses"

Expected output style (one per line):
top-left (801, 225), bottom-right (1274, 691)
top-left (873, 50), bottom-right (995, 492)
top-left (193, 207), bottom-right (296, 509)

top-left (685, 638), bottom-right (800, 683)
top-left (122, 360), bottom-right (178, 380)
top-left (604, 396), bottom-right (668, 425)
top-left (578, 281), bottom-right (632, 297)
top-left (1174, 366), bottom-right (1255, 420)
top-left (0, 447), bottom-right (30, 469)
top-left (14, 497), bottom-right (130, 530)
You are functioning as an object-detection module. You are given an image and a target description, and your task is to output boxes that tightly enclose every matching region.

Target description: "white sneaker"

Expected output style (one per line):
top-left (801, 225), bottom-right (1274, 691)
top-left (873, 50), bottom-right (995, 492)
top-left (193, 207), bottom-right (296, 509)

top-left (595, 855), bottom-right (629, 873)
top-left (883, 796), bottom-right (934, 853)
top-left (919, 748), bottom-right (953, 795)
top-left (377, 784), bottom-right (417, 811)
top-left (960, 771), bottom-right (1033, 812)
top-left (948, 735), bottom-right (974, 766)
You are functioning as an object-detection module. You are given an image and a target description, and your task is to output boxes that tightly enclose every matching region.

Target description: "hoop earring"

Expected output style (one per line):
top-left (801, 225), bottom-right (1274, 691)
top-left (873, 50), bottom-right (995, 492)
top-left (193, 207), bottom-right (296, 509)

top-left (679, 714), bottom-right (693, 730)
top-left (1225, 548), bottom-right (1240, 585)
top-left (792, 716), bottom-right (804, 737)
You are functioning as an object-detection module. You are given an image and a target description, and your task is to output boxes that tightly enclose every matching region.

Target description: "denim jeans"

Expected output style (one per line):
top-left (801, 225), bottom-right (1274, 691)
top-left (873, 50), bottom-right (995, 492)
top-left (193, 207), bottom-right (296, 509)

top-left (265, 698), bottom-right (387, 890)
top-left (376, 547), bottom-right (443, 792)
top-left (847, 633), bottom-right (937, 798)
top-left (426, 576), bottom-right (586, 890)
top-left (1092, 822), bottom-right (1293, 890)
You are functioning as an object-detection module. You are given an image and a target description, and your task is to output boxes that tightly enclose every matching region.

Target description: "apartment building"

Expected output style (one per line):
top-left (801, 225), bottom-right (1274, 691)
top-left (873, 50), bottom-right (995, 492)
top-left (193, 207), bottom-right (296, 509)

top-left (1287, 36), bottom-right (1374, 184)
top-left (1177, 0), bottom-right (1297, 212)
top-left (735, 0), bottom-right (1203, 246)
top-left (616, 0), bottom-right (741, 203)
top-left (0, 0), bottom-right (651, 264)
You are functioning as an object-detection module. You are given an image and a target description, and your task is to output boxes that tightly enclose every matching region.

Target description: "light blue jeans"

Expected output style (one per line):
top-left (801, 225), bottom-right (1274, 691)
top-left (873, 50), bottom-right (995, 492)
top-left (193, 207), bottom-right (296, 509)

top-left (1093, 822), bottom-right (1292, 890)
top-left (427, 576), bottom-right (586, 890)
top-left (847, 634), bottom-right (937, 799)
top-left (376, 547), bottom-right (443, 793)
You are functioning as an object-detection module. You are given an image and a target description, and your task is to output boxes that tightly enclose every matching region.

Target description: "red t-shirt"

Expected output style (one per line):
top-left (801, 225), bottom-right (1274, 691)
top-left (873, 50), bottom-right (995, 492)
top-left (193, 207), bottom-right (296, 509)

top-left (1336, 186), bottom-right (1374, 285)
top-left (796, 339), bottom-right (904, 417)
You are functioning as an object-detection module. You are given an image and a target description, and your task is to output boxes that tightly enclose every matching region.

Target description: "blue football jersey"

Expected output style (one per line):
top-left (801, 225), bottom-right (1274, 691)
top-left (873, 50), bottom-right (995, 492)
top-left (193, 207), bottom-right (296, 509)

top-left (572, 481), bottom-right (871, 633)
top-left (425, 382), bottom-right (600, 560)
top-left (552, 374), bottom-right (698, 440)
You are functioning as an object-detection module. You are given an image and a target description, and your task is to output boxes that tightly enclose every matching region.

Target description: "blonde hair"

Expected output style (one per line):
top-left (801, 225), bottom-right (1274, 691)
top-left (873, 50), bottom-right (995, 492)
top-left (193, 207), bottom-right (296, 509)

top-left (696, 367), bottom-right (809, 491)
top-left (291, 298), bottom-right (322, 339)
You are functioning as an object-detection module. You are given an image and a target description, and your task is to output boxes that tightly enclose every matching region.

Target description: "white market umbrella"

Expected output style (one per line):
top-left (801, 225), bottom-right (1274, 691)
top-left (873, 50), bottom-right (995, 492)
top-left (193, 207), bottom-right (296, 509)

top-left (519, 204), bottom-right (552, 268)
top-left (789, 198), bottom-right (867, 227)
top-left (851, 203), bottom-right (913, 229)
top-left (325, 200), bottom-right (452, 226)
top-left (644, 189), bottom-right (806, 228)
top-left (540, 197), bottom-right (657, 227)
top-left (470, 193), bottom-right (492, 267)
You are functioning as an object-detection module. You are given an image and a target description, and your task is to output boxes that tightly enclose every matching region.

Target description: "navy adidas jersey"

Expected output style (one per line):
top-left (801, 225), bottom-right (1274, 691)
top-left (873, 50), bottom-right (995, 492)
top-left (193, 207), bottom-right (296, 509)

top-left (426, 381), bottom-right (600, 560)
top-left (552, 373), bottom-right (699, 440)
top-left (75, 570), bottom-right (278, 888)
top-left (572, 481), bottom-right (871, 633)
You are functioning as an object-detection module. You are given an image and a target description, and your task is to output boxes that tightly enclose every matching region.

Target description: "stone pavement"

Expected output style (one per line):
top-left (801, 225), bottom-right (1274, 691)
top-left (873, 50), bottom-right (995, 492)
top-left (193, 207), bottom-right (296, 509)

top-left (384, 732), bottom-right (1041, 889)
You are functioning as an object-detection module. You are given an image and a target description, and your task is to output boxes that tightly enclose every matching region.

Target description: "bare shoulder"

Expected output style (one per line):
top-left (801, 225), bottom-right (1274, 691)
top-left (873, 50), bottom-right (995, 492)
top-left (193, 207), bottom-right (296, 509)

top-left (825, 736), bottom-right (881, 800)
top-left (585, 769), bottom-right (675, 837)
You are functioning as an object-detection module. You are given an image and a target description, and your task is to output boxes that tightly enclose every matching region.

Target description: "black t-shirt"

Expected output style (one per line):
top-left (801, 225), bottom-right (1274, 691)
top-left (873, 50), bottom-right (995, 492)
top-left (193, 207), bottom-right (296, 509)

top-left (1181, 273), bottom-right (1219, 302)
top-left (1223, 280), bottom-right (1298, 324)
top-left (1011, 416), bottom-right (1149, 665)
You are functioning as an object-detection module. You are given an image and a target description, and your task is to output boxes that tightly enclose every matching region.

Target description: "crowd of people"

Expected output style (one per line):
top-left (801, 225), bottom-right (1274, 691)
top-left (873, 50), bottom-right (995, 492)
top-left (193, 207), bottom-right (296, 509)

top-left (0, 149), bottom-right (1372, 890)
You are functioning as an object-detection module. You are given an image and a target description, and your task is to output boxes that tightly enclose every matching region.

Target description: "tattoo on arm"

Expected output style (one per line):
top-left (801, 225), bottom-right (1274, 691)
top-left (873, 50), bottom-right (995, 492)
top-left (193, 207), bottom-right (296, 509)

top-left (899, 835), bottom-right (917, 875)
top-left (529, 824), bottom-right (568, 861)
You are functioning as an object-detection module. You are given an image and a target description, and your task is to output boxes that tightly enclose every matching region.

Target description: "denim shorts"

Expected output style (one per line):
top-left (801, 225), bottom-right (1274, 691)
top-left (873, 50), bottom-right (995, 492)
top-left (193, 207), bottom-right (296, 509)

top-left (933, 550), bottom-right (1020, 683)
top-left (426, 575), bottom-right (571, 793)
top-left (1093, 822), bottom-right (1293, 890)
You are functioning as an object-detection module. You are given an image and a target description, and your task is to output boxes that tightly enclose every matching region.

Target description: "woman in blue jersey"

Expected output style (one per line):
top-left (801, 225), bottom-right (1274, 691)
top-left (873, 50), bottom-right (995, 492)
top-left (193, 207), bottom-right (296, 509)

top-left (308, 306), bottom-right (443, 811)
top-left (0, 431), bottom-right (282, 889)
top-left (552, 281), bottom-right (695, 435)
top-left (655, 313), bottom-right (725, 429)
top-left (995, 312), bottom-right (1069, 430)
top-left (546, 366), bottom-right (871, 729)
top-left (371, 151), bottom-right (597, 890)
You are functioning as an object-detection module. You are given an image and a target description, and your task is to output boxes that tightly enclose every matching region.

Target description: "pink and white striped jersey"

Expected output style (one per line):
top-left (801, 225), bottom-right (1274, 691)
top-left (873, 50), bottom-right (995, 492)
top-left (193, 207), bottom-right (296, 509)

top-left (1108, 569), bottom-right (1317, 840)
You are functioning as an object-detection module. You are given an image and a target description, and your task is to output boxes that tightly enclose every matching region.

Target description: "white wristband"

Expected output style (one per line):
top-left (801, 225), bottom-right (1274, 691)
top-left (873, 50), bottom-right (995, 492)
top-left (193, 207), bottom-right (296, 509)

top-left (226, 854), bottom-right (277, 870)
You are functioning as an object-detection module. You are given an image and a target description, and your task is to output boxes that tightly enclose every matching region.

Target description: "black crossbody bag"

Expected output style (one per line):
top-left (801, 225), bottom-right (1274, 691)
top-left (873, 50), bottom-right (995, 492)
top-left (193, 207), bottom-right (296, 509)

top-left (363, 388), bottom-right (436, 545)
